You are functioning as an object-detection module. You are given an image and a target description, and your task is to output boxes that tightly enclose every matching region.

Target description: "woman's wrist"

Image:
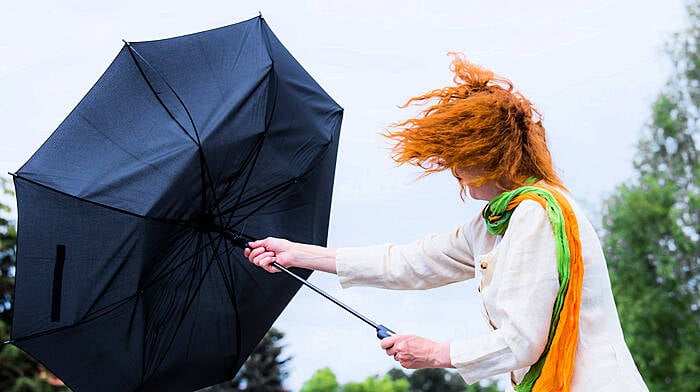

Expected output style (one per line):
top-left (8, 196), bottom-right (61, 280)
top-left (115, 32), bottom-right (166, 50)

top-left (432, 342), bottom-right (455, 368)
top-left (291, 242), bottom-right (337, 274)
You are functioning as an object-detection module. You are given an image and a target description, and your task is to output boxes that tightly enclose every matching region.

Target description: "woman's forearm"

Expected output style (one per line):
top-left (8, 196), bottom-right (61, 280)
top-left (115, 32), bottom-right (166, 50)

top-left (245, 237), bottom-right (337, 275)
top-left (290, 242), bottom-right (337, 274)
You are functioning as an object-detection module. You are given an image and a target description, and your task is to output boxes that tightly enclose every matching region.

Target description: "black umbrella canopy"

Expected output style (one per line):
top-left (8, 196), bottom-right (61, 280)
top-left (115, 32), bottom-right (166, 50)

top-left (11, 16), bottom-right (342, 391)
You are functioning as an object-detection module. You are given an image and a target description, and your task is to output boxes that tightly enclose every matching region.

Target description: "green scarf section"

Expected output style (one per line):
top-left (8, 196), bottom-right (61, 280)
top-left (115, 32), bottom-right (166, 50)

top-left (482, 186), bottom-right (572, 391)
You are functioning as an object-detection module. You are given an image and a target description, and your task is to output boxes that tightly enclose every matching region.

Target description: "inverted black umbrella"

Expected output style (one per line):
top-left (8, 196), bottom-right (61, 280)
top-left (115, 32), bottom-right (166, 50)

top-left (4, 15), bottom-right (379, 391)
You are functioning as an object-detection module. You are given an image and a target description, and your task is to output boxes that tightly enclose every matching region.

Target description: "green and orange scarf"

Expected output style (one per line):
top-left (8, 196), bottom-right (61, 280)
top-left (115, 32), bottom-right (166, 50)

top-left (482, 184), bottom-right (583, 392)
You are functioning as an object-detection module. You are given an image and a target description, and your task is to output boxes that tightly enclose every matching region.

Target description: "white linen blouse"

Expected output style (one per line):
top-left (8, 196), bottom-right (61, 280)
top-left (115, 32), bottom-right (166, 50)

top-left (335, 194), bottom-right (648, 391)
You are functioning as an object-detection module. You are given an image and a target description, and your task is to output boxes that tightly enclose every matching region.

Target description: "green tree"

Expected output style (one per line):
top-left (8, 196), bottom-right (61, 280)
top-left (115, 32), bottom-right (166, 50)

top-left (387, 368), bottom-right (498, 392)
top-left (301, 368), bottom-right (409, 392)
top-left (233, 327), bottom-right (289, 391)
top-left (198, 328), bottom-right (289, 391)
top-left (341, 375), bottom-right (409, 392)
top-left (300, 367), bottom-right (339, 392)
top-left (404, 368), bottom-right (467, 392)
top-left (0, 177), bottom-right (16, 326)
top-left (601, 2), bottom-right (700, 391)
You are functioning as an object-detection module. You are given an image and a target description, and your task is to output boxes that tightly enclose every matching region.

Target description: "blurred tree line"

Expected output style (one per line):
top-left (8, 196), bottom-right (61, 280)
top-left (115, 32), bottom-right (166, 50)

top-left (601, 1), bottom-right (699, 391)
top-left (299, 367), bottom-right (498, 392)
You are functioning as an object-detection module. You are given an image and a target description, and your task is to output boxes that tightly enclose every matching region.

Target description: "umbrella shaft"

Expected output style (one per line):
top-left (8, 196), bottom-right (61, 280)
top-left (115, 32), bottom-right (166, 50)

top-left (271, 262), bottom-right (380, 330)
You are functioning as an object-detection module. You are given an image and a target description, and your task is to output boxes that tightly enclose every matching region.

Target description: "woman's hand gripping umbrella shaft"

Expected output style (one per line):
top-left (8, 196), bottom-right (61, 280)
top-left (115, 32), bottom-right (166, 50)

top-left (244, 238), bottom-right (396, 340)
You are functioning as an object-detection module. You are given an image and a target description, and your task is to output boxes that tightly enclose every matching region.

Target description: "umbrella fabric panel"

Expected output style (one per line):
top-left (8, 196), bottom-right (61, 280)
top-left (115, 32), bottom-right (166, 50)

top-left (12, 178), bottom-right (158, 337)
top-left (128, 17), bottom-right (274, 145)
top-left (17, 301), bottom-right (145, 391)
top-left (17, 46), bottom-right (198, 218)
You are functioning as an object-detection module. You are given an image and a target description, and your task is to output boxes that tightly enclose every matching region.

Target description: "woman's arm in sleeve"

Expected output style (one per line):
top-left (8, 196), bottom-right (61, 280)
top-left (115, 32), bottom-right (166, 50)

top-left (336, 218), bottom-right (478, 290)
top-left (450, 200), bottom-right (560, 383)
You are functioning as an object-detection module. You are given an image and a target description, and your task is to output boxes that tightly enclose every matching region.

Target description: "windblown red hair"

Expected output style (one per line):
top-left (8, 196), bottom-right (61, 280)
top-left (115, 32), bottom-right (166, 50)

top-left (385, 53), bottom-right (564, 195)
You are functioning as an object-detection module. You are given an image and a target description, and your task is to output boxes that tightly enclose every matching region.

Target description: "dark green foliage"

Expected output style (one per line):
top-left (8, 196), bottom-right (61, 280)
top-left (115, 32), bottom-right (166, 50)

top-left (397, 368), bottom-right (468, 392)
top-left (234, 328), bottom-right (289, 391)
top-left (340, 375), bottom-right (409, 392)
top-left (601, 2), bottom-right (700, 390)
top-left (200, 328), bottom-right (290, 391)
top-left (0, 177), bottom-right (16, 326)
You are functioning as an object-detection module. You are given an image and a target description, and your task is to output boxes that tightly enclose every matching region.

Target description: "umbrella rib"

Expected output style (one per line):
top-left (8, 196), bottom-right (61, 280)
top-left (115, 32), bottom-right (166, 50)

top-left (144, 235), bottom-right (202, 381)
top-left (11, 174), bottom-right (195, 228)
top-left (209, 234), bottom-right (236, 302)
top-left (124, 42), bottom-right (197, 145)
top-left (140, 232), bottom-right (219, 292)
top-left (82, 227), bottom-right (193, 319)
top-left (141, 230), bottom-right (200, 287)
top-left (9, 295), bottom-right (135, 344)
top-left (209, 232), bottom-right (244, 371)
top-left (218, 228), bottom-right (267, 294)
top-left (220, 142), bottom-right (333, 231)
top-left (222, 69), bottom-right (278, 226)
top-left (208, 67), bottom-right (276, 210)
top-left (226, 180), bottom-right (297, 230)
top-left (141, 234), bottom-right (223, 387)
top-left (217, 174), bottom-right (297, 217)
top-left (141, 230), bottom-right (205, 385)
top-left (216, 133), bottom-right (266, 212)
top-left (218, 110), bottom-right (336, 225)
top-left (194, 66), bottom-right (277, 234)
top-left (76, 113), bottom-right (178, 185)
top-left (198, 68), bottom-right (277, 238)
top-left (124, 42), bottom-right (226, 225)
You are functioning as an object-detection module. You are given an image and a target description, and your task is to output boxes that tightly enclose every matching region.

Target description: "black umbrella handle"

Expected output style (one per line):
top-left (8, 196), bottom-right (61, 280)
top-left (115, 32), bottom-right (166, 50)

top-left (376, 324), bottom-right (395, 340)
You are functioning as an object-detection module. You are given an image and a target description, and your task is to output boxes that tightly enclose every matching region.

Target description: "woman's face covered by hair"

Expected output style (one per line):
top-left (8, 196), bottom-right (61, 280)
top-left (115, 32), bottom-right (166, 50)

top-left (385, 53), bottom-right (563, 198)
top-left (453, 166), bottom-right (502, 201)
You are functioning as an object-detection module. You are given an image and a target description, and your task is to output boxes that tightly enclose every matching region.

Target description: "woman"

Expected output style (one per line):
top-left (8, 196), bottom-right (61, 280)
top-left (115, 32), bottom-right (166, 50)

top-left (245, 54), bottom-right (648, 391)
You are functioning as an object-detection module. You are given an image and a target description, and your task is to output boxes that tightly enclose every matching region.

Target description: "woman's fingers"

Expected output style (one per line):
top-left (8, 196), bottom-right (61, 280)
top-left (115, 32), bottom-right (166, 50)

top-left (246, 247), bottom-right (273, 265)
top-left (244, 244), bottom-right (282, 273)
top-left (253, 252), bottom-right (276, 266)
top-left (247, 239), bottom-right (266, 249)
top-left (244, 237), bottom-right (293, 273)
top-left (248, 246), bottom-right (267, 259)
top-left (380, 335), bottom-right (398, 350)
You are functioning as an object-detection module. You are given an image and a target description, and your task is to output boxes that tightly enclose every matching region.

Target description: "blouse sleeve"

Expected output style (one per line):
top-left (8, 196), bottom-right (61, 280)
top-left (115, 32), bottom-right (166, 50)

top-left (450, 200), bottom-right (560, 384)
top-left (335, 219), bottom-right (478, 290)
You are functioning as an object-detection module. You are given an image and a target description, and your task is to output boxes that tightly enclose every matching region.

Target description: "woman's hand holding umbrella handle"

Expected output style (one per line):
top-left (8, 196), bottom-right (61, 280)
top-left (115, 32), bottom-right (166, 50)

top-left (381, 334), bottom-right (454, 370)
top-left (245, 237), bottom-right (337, 274)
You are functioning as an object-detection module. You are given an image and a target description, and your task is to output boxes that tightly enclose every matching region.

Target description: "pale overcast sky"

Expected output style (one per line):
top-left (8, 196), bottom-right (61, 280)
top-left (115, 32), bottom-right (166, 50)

top-left (0, 0), bottom-right (687, 390)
